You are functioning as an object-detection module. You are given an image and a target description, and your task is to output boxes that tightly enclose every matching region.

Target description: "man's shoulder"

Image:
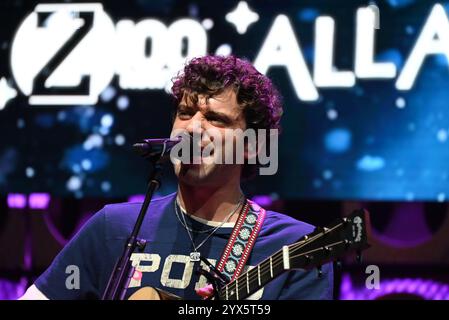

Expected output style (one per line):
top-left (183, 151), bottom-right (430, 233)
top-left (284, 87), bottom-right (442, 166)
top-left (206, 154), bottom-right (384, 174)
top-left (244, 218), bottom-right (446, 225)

top-left (95, 192), bottom-right (176, 238)
top-left (265, 210), bottom-right (315, 232)
top-left (101, 192), bottom-right (176, 219)
top-left (260, 210), bottom-right (315, 243)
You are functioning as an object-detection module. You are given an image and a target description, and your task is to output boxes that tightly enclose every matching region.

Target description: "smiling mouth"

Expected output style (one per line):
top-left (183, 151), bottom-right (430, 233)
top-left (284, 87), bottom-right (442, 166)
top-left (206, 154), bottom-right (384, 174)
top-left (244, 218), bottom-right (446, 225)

top-left (187, 145), bottom-right (215, 163)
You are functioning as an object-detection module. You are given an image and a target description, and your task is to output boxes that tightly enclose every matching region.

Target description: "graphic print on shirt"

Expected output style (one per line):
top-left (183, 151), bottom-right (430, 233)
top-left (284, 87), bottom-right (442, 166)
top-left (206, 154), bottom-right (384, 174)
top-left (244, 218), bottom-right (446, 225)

top-left (128, 253), bottom-right (264, 299)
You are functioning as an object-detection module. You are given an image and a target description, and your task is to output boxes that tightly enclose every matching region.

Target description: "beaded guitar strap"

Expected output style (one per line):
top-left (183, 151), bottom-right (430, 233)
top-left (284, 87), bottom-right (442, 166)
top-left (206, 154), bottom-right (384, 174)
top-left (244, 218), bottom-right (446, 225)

top-left (216, 199), bottom-right (266, 281)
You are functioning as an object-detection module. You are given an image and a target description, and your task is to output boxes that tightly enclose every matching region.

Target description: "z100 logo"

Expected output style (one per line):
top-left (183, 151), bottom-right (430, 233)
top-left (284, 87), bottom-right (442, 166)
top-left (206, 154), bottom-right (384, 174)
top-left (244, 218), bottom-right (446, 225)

top-left (9, 2), bottom-right (449, 105)
top-left (10, 3), bottom-right (207, 105)
top-left (11, 3), bottom-right (116, 105)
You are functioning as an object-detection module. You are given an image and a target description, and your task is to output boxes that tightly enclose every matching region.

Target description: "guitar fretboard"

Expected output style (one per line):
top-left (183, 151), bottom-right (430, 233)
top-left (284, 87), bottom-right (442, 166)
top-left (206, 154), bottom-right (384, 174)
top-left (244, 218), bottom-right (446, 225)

top-left (217, 250), bottom-right (286, 300)
top-left (215, 210), bottom-right (369, 300)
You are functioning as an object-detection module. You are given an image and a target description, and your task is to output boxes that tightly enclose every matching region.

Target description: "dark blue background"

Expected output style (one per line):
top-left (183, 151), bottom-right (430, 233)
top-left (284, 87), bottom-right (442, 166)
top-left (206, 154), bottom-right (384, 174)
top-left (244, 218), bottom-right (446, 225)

top-left (0, 0), bottom-right (448, 201)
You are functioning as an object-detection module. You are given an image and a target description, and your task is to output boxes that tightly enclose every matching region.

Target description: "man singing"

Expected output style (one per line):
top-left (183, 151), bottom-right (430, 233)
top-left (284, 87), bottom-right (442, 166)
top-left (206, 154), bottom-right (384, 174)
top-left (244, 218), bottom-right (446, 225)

top-left (21, 55), bottom-right (333, 300)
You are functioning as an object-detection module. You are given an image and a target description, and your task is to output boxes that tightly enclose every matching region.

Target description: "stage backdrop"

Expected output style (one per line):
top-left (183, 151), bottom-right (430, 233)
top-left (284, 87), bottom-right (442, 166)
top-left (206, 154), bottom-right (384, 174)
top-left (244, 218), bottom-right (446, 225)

top-left (1, 0), bottom-right (449, 200)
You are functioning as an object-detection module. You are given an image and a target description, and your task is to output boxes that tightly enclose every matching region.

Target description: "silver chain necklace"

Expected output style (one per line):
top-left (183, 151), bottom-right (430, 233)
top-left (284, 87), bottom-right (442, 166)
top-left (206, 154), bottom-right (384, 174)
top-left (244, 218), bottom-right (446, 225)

top-left (175, 200), bottom-right (220, 234)
top-left (175, 195), bottom-right (245, 262)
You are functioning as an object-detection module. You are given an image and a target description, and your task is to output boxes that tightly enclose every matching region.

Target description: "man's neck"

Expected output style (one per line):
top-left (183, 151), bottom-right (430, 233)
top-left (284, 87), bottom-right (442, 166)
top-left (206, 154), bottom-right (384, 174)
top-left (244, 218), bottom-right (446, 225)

top-left (177, 181), bottom-right (244, 223)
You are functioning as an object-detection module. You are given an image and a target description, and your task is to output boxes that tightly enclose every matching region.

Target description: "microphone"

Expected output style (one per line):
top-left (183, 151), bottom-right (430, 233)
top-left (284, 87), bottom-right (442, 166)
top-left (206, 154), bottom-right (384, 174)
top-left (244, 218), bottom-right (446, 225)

top-left (133, 137), bottom-right (183, 159)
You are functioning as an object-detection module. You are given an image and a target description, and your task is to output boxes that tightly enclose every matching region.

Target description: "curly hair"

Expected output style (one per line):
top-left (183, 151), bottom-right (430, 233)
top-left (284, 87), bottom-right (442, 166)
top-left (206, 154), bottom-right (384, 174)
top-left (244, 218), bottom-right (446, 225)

top-left (171, 55), bottom-right (283, 179)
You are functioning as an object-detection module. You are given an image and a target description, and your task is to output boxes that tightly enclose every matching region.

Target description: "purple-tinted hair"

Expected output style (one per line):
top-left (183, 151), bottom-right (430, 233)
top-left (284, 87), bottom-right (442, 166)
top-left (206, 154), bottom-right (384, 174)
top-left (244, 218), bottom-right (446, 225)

top-left (171, 55), bottom-right (283, 178)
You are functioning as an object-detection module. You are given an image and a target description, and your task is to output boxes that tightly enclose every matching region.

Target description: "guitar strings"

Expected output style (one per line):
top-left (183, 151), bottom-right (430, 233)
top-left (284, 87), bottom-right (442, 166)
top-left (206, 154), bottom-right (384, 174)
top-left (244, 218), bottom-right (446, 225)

top-left (221, 230), bottom-right (327, 297)
top-left (289, 240), bottom-right (346, 260)
top-left (221, 221), bottom-right (345, 298)
top-left (222, 239), bottom-right (345, 298)
top-left (222, 220), bottom-right (349, 298)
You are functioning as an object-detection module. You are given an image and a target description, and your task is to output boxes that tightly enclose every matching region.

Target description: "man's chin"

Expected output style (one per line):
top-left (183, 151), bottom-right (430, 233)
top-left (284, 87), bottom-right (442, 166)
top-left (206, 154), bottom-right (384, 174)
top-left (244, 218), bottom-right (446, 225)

top-left (177, 161), bottom-right (223, 186)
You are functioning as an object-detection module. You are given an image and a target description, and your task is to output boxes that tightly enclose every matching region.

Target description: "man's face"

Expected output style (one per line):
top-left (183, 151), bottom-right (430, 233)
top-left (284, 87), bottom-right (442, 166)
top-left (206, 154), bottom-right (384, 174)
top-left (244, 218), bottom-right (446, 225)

top-left (171, 88), bottom-right (247, 187)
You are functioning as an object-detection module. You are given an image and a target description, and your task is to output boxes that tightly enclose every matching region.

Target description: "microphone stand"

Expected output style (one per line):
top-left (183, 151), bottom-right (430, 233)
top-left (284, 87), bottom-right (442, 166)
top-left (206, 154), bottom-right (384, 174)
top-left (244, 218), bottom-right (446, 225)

top-left (101, 152), bottom-right (166, 300)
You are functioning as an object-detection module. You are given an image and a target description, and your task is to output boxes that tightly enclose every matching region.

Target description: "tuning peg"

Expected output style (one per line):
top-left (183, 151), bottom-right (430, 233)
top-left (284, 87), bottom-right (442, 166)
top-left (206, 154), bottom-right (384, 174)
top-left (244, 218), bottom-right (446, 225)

top-left (356, 250), bottom-right (362, 264)
top-left (316, 266), bottom-right (323, 278)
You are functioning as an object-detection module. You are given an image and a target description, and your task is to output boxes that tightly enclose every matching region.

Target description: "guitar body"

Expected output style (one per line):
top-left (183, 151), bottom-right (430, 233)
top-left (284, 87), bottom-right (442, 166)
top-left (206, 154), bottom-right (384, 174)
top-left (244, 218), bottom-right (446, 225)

top-left (128, 287), bottom-right (182, 300)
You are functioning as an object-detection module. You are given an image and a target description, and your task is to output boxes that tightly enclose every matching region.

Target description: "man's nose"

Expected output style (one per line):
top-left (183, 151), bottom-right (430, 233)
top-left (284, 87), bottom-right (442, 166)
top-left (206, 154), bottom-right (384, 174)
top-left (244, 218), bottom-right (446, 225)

top-left (186, 111), bottom-right (205, 135)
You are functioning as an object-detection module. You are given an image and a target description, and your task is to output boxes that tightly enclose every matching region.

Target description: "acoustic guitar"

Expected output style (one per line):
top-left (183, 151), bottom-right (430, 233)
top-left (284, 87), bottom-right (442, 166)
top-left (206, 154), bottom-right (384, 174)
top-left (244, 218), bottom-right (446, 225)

top-left (129, 209), bottom-right (371, 300)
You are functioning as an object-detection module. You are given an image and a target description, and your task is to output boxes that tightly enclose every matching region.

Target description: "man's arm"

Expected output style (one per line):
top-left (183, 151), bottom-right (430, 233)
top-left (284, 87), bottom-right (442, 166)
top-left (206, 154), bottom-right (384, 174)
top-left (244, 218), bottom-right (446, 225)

top-left (19, 207), bottom-right (108, 300)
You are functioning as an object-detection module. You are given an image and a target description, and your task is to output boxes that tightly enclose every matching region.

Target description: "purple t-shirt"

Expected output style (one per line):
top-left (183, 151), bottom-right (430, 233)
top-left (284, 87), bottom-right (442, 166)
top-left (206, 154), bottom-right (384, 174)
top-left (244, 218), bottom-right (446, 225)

top-left (35, 193), bottom-right (333, 300)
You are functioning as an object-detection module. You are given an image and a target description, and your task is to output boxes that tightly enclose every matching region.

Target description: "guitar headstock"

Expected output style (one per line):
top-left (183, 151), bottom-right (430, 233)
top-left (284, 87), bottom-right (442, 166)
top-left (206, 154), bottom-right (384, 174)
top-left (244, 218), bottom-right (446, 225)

top-left (286, 209), bottom-right (371, 271)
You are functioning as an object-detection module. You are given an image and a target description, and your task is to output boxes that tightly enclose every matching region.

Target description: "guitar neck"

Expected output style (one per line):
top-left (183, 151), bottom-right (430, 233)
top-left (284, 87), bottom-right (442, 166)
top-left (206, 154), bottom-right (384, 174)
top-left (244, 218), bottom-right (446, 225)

top-left (217, 249), bottom-right (287, 300)
top-left (216, 209), bottom-right (370, 300)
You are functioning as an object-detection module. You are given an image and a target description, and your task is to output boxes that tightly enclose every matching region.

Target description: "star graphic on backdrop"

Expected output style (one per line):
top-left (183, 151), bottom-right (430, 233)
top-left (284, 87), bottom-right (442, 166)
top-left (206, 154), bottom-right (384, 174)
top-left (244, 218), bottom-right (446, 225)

top-left (0, 77), bottom-right (17, 110)
top-left (225, 1), bottom-right (259, 35)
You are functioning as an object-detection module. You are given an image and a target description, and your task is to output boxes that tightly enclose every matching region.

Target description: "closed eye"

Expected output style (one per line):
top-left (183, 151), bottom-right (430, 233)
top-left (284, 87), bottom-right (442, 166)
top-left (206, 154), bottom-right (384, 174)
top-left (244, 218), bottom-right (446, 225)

top-left (176, 105), bottom-right (195, 119)
top-left (204, 112), bottom-right (232, 126)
